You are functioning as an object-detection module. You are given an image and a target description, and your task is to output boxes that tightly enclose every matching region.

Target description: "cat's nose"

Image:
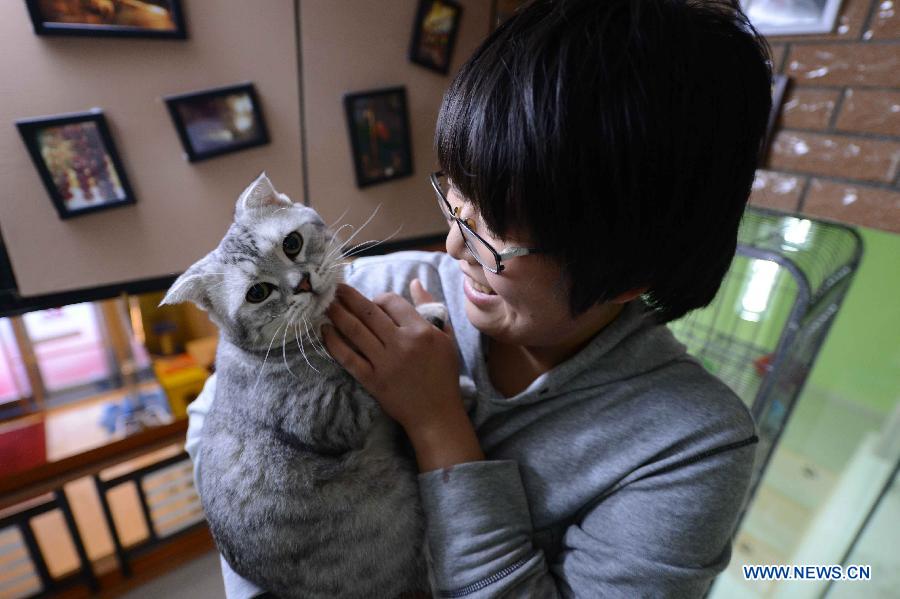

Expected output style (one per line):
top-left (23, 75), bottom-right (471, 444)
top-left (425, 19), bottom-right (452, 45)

top-left (292, 272), bottom-right (313, 294)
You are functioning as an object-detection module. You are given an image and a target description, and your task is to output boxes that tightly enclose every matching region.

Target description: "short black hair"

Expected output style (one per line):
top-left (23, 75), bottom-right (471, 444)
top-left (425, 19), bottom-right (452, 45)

top-left (436, 0), bottom-right (773, 323)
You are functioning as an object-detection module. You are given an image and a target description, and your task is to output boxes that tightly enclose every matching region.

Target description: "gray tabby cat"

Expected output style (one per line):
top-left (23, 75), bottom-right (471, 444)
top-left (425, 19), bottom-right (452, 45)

top-left (161, 174), bottom-right (442, 598)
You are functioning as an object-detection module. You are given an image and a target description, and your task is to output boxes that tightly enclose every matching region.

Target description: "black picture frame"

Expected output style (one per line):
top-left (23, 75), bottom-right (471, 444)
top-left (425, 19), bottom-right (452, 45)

top-left (408, 0), bottom-right (463, 75)
top-left (164, 82), bottom-right (270, 163)
top-left (343, 87), bottom-right (414, 189)
top-left (25, 0), bottom-right (187, 39)
top-left (16, 109), bottom-right (137, 220)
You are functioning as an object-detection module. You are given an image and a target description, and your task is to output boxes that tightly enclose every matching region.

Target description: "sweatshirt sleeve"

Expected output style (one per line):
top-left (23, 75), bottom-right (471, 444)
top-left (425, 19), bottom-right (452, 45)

top-left (417, 438), bottom-right (756, 598)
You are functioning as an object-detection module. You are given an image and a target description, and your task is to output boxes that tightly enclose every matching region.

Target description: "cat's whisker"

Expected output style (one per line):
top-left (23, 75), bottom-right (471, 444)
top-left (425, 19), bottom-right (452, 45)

top-left (303, 318), bottom-right (333, 362)
top-left (309, 325), bottom-right (331, 362)
top-left (325, 259), bottom-right (391, 272)
top-left (327, 205), bottom-right (352, 230)
top-left (322, 223), bottom-right (356, 262)
top-left (300, 318), bottom-right (325, 359)
top-left (250, 322), bottom-right (284, 396)
top-left (323, 204), bottom-right (382, 264)
top-left (318, 224), bottom-right (401, 276)
top-left (325, 261), bottom-right (352, 271)
top-left (339, 239), bottom-right (382, 258)
top-left (281, 312), bottom-right (300, 379)
top-left (294, 320), bottom-right (320, 373)
top-left (341, 236), bottom-right (401, 262)
top-left (337, 224), bottom-right (405, 264)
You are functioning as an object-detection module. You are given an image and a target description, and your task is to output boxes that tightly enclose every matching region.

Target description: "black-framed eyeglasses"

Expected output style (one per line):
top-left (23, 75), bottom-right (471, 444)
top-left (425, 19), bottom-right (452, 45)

top-left (430, 171), bottom-right (544, 274)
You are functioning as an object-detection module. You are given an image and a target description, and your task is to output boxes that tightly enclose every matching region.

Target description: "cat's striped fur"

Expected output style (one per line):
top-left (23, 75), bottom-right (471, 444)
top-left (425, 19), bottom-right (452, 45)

top-left (162, 174), bottom-right (432, 598)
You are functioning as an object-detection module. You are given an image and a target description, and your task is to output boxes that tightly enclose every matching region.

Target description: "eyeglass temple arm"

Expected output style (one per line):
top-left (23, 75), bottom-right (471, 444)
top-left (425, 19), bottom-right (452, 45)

top-left (497, 247), bottom-right (542, 259)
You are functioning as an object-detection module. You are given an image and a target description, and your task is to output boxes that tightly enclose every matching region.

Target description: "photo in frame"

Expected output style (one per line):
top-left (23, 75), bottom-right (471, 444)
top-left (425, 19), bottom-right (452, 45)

top-left (740, 0), bottom-right (844, 36)
top-left (25, 0), bottom-right (187, 39)
top-left (343, 87), bottom-right (414, 188)
top-left (16, 110), bottom-right (136, 219)
top-left (409, 0), bottom-right (463, 74)
top-left (164, 83), bottom-right (270, 163)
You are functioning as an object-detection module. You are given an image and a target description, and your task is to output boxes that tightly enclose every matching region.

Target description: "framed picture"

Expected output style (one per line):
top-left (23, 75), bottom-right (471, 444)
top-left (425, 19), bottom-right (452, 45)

top-left (740, 0), bottom-right (844, 36)
top-left (343, 87), bottom-right (414, 188)
top-left (491, 0), bottom-right (528, 31)
top-left (409, 0), bottom-right (463, 74)
top-left (25, 0), bottom-right (187, 39)
top-left (16, 110), bottom-right (136, 219)
top-left (164, 83), bottom-right (270, 163)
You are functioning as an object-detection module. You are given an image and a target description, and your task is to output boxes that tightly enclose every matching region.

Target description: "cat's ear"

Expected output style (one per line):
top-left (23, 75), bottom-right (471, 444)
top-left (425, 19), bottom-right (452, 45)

top-left (159, 253), bottom-right (217, 310)
top-left (235, 172), bottom-right (292, 219)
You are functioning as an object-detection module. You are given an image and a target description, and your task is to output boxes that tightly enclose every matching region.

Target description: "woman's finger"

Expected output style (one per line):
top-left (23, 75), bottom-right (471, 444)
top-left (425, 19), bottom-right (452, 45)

top-left (334, 284), bottom-right (398, 341)
top-left (320, 324), bottom-right (374, 387)
top-left (410, 280), bottom-right (454, 337)
top-left (326, 298), bottom-right (385, 359)
top-left (409, 279), bottom-right (435, 305)
top-left (374, 293), bottom-right (425, 327)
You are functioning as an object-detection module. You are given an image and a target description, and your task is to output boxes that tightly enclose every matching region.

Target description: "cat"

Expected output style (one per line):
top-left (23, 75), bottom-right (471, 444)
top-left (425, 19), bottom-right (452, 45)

top-left (161, 173), bottom-right (445, 598)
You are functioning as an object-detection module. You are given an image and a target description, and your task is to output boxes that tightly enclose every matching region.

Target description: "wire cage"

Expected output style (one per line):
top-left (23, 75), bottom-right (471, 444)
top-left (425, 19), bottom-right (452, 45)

top-left (667, 206), bottom-right (863, 504)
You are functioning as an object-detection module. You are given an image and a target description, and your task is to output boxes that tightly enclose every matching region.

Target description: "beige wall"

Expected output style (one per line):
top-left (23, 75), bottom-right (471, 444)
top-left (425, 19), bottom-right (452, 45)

top-left (300, 0), bottom-right (490, 243)
top-left (0, 1), bottom-right (490, 299)
top-left (0, 0), bottom-right (302, 297)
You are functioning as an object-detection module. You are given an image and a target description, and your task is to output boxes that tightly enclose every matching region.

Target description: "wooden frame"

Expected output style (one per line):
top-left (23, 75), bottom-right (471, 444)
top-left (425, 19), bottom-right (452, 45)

top-left (164, 82), bottom-right (270, 163)
top-left (16, 109), bottom-right (137, 220)
top-left (409, 0), bottom-right (463, 74)
top-left (343, 87), bottom-right (414, 188)
top-left (24, 0), bottom-right (187, 39)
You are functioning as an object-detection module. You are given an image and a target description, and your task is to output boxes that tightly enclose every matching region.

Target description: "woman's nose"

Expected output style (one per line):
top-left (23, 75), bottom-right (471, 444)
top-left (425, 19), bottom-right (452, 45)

top-left (445, 223), bottom-right (475, 265)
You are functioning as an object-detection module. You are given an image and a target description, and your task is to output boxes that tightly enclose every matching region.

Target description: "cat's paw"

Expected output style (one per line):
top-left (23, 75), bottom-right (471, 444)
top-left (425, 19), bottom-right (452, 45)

top-left (415, 302), bottom-right (449, 331)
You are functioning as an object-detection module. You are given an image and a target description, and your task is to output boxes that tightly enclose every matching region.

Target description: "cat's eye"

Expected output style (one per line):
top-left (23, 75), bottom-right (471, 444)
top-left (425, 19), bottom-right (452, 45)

top-left (246, 283), bottom-right (273, 304)
top-left (283, 232), bottom-right (304, 259)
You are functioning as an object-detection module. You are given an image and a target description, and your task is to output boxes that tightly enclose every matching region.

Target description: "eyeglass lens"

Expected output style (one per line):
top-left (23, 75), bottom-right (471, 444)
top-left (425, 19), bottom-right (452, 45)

top-left (434, 175), bottom-right (500, 272)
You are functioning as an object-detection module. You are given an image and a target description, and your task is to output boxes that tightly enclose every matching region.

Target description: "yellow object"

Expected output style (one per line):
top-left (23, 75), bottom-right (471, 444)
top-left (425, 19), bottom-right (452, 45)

top-left (186, 335), bottom-right (218, 371)
top-left (153, 355), bottom-right (209, 419)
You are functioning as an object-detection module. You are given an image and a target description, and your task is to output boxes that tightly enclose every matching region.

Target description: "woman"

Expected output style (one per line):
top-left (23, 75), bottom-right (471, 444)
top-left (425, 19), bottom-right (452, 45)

top-left (188, 0), bottom-right (772, 596)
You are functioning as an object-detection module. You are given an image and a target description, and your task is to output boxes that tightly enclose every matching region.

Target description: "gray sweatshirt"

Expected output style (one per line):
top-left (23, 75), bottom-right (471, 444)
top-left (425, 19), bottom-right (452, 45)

top-left (185, 250), bottom-right (758, 598)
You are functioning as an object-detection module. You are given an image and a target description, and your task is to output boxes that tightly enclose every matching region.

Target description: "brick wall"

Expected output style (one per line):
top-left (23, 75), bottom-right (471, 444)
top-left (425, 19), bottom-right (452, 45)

top-left (750, 0), bottom-right (900, 234)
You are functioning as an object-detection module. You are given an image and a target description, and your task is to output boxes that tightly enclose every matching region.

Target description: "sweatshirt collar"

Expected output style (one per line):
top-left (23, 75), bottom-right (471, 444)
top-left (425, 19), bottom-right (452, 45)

top-left (467, 300), bottom-right (686, 408)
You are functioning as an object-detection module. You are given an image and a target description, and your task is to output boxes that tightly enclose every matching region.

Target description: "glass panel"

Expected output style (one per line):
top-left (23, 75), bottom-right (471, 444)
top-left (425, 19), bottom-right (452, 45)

top-left (706, 225), bottom-right (899, 599)
top-left (22, 303), bottom-right (111, 393)
top-left (0, 318), bottom-right (31, 405)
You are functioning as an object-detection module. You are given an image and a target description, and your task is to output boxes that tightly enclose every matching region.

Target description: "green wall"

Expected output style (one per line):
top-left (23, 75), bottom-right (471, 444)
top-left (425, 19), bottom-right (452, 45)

top-left (804, 227), bottom-right (900, 415)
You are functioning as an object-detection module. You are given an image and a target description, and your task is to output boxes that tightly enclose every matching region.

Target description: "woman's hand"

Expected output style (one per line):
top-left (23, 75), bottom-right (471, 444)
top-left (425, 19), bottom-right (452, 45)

top-left (321, 280), bottom-right (484, 471)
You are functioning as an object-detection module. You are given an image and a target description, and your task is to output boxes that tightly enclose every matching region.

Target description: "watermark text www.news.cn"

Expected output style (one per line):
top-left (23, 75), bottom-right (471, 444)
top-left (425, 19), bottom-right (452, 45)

top-left (743, 564), bottom-right (871, 581)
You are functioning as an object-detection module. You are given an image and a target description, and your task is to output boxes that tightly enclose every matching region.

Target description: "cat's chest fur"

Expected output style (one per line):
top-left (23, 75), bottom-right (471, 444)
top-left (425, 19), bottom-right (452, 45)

top-left (198, 334), bottom-right (429, 598)
top-left (209, 334), bottom-right (384, 456)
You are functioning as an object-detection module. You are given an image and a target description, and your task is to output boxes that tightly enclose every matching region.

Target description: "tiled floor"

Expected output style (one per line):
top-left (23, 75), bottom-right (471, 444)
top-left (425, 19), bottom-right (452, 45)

top-left (120, 550), bottom-right (224, 599)
top-left (710, 385), bottom-right (899, 598)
